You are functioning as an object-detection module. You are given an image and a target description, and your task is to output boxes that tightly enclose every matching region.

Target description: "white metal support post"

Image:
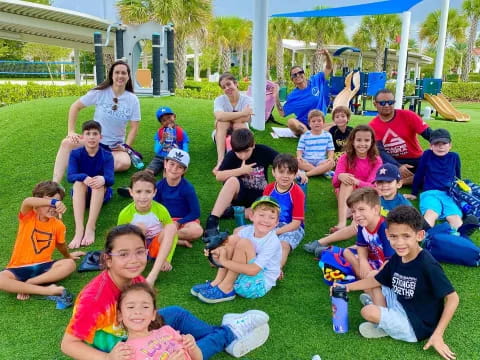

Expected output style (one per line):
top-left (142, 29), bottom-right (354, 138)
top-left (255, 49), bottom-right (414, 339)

top-left (394, 11), bottom-right (411, 109)
top-left (434, 0), bottom-right (449, 79)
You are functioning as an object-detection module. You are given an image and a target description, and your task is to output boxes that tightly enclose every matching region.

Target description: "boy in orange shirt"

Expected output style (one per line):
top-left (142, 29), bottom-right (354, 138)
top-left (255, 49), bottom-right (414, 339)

top-left (0, 181), bottom-right (83, 301)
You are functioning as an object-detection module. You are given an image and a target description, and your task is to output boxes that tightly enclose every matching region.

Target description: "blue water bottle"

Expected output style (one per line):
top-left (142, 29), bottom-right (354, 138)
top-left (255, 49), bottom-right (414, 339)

top-left (164, 127), bottom-right (175, 151)
top-left (233, 206), bottom-right (246, 226)
top-left (126, 148), bottom-right (144, 169)
top-left (332, 285), bottom-right (349, 333)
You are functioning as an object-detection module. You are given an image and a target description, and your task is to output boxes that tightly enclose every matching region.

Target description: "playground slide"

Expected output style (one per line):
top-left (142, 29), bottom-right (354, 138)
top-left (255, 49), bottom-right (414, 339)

top-left (424, 94), bottom-right (470, 122)
top-left (332, 71), bottom-right (360, 110)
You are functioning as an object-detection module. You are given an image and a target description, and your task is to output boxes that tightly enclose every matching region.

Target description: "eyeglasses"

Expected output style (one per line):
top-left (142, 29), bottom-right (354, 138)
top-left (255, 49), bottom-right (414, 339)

top-left (291, 70), bottom-right (305, 79)
top-left (112, 97), bottom-right (118, 111)
top-left (108, 248), bottom-right (148, 260)
top-left (376, 100), bottom-right (395, 106)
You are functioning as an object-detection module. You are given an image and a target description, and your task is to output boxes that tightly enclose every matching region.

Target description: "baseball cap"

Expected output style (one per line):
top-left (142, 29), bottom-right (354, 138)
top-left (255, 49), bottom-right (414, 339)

top-left (251, 196), bottom-right (280, 210)
top-left (166, 149), bottom-right (190, 168)
top-left (430, 128), bottom-right (451, 144)
top-left (375, 163), bottom-right (401, 182)
top-left (156, 106), bottom-right (175, 120)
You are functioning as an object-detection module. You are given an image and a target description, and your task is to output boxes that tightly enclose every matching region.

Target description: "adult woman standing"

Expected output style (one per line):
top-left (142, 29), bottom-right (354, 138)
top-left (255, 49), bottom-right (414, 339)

top-left (213, 73), bottom-right (253, 172)
top-left (277, 49), bottom-right (332, 136)
top-left (52, 60), bottom-right (141, 183)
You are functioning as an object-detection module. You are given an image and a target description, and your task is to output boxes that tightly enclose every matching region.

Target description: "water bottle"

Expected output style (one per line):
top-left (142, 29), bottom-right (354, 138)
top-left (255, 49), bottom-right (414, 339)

top-left (164, 127), bottom-right (176, 151)
top-left (332, 285), bottom-right (349, 333)
top-left (127, 148), bottom-right (144, 170)
top-left (233, 206), bottom-right (246, 226)
top-left (312, 355), bottom-right (322, 360)
top-left (295, 176), bottom-right (308, 195)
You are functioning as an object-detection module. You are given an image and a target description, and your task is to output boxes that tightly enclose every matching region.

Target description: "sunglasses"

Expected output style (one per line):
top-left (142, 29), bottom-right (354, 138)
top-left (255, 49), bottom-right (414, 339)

top-left (376, 100), bottom-right (395, 106)
top-left (291, 70), bottom-right (305, 79)
top-left (112, 97), bottom-right (118, 111)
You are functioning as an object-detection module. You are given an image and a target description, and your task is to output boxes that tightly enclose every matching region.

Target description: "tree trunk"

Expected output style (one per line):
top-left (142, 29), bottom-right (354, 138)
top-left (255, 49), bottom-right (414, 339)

top-left (245, 50), bottom-right (250, 76)
top-left (374, 45), bottom-right (384, 72)
top-left (174, 37), bottom-right (187, 89)
top-left (461, 16), bottom-right (478, 82)
top-left (312, 36), bottom-right (324, 74)
top-left (218, 44), bottom-right (222, 73)
top-left (238, 47), bottom-right (244, 78)
top-left (276, 37), bottom-right (285, 85)
top-left (221, 46), bottom-right (231, 73)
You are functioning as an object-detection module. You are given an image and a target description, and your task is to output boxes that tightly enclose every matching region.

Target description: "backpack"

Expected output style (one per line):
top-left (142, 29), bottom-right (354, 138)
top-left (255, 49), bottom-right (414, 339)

top-left (423, 223), bottom-right (480, 267)
top-left (318, 246), bottom-right (356, 285)
top-left (449, 179), bottom-right (480, 218)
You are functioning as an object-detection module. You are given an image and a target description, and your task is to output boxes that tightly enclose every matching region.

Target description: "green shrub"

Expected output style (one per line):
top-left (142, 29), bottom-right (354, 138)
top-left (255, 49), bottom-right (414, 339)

top-left (442, 82), bottom-right (480, 101)
top-left (0, 82), bottom-right (91, 105)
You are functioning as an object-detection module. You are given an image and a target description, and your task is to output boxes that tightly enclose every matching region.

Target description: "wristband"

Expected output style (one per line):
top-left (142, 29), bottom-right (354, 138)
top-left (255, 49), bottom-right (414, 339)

top-left (50, 199), bottom-right (58, 208)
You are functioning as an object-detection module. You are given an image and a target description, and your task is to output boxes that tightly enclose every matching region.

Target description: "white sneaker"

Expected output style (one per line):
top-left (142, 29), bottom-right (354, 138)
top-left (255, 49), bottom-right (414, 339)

top-left (222, 309), bottom-right (269, 330)
top-left (225, 323), bottom-right (269, 358)
top-left (359, 322), bottom-right (388, 338)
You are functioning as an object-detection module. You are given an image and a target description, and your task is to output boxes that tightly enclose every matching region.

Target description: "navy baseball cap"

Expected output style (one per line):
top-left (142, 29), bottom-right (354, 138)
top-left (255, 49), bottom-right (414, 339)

top-left (375, 163), bottom-right (401, 182)
top-left (430, 128), bottom-right (451, 144)
top-left (156, 106), bottom-right (175, 120)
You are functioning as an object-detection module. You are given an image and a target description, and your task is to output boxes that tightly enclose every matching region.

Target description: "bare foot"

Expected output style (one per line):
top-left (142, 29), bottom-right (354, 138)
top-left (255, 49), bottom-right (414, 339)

top-left (47, 284), bottom-right (65, 296)
top-left (81, 229), bottom-right (95, 246)
top-left (69, 231), bottom-right (84, 249)
top-left (160, 262), bottom-right (173, 272)
top-left (177, 239), bottom-right (193, 248)
top-left (16, 293), bottom-right (30, 300)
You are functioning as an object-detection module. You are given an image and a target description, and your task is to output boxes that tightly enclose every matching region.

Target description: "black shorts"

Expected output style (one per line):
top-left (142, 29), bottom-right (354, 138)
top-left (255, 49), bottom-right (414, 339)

top-left (232, 180), bottom-right (262, 208)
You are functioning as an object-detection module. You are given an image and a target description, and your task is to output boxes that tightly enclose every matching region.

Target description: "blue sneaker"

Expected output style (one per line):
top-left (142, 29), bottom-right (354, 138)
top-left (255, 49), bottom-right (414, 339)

top-left (323, 170), bottom-right (335, 179)
top-left (45, 289), bottom-right (74, 310)
top-left (197, 285), bottom-right (236, 304)
top-left (191, 281), bottom-right (212, 297)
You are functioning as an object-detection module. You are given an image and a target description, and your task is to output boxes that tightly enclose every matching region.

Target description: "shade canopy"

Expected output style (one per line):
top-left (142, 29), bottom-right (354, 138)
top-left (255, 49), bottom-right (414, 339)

top-left (272, 0), bottom-right (422, 18)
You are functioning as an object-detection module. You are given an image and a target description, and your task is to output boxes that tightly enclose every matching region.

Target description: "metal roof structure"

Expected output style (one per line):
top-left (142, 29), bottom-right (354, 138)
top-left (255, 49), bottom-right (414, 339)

top-left (0, 0), bottom-right (116, 51)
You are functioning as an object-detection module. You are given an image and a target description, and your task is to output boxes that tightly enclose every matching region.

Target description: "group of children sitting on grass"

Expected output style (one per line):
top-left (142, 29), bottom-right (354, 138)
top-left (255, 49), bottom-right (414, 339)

top-left (0, 91), bottom-right (466, 360)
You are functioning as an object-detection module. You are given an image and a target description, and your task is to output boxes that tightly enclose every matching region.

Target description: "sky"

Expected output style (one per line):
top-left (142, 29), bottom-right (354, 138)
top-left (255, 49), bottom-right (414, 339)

top-left (52, 0), bottom-right (466, 39)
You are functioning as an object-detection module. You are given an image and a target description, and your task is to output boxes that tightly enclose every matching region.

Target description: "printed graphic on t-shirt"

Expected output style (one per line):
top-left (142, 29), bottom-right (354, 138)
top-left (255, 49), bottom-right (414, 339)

top-left (311, 87), bottom-right (320, 96)
top-left (382, 128), bottom-right (408, 156)
top-left (392, 272), bottom-right (417, 299)
top-left (241, 166), bottom-right (267, 190)
top-left (32, 229), bottom-right (53, 254)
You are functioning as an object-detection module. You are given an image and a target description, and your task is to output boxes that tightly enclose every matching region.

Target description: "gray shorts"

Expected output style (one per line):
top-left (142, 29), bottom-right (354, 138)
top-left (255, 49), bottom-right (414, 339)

top-left (277, 222), bottom-right (305, 250)
top-left (147, 155), bottom-right (165, 176)
top-left (378, 286), bottom-right (418, 342)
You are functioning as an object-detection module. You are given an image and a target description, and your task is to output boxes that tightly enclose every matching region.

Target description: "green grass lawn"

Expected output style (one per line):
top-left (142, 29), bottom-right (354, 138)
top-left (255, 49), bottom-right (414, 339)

top-left (0, 96), bottom-right (479, 360)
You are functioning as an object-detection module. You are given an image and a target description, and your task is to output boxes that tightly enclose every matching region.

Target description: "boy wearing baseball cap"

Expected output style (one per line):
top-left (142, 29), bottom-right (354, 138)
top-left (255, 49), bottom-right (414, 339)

top-left (411, 128), bottom-right (463, 231)
top-left (154, 149), bottom-right (203, 248)
top-left (191, 196), bottom-right (282, 303)
top-left (375, 163), bottom-right (413, 217)
top-left (147, 106), bottom-right (190, 176)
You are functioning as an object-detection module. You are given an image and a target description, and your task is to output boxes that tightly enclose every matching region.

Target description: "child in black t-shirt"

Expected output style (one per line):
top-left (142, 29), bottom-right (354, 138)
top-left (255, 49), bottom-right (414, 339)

top-left (337, 206), bottom-right (459, 360)
top-left (328, 105), bottom-right (353, 155)
top-left (205, 129), bottom-right (280, 237)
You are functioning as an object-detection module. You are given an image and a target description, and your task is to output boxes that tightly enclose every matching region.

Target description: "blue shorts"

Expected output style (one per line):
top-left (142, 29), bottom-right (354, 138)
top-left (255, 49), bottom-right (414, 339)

top-left (378, 286), bottom-right (418, 342)
top-left (419, 190), bottom-right (462, 219)
top-left (5, 261), bottom-right (55, 282)
top-left (277, 222), bottom-right (305, 250)
top-left (304, 158), bottom-right (328, 167)
top-left (71, 186), bottom-right (113, 207)
top-left (234, 259), bottom-right (268, 299)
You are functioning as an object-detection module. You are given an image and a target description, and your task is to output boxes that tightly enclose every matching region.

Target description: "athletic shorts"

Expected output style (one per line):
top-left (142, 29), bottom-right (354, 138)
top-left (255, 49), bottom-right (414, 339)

top-left (419, 190), bottom-right (462, 219)
top-left (5, 261), bottom-right (55, 282)
top-left (277, 222), bottom-right (305, 250)
top-left (234, 259), bottom-right (268, 299)
top-left (378, 286), bottom-right (418, 342)
top-left (71, 187), bottom-right (113, 207)
top-left (232, 179), bottom-right (262, 208)
top-left (304, 158), bottom-right (328, 167)
top-left (147, 155), bottom-right (165, 176)
top-left (172, 218), bottom-right (201, 230)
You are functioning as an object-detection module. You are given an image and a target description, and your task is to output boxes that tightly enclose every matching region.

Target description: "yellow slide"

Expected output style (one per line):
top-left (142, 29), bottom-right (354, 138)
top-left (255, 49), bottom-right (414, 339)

top-left (332, 71), bottom-right (360, 110)
top-left (424, 93), bottom-right (470, 122)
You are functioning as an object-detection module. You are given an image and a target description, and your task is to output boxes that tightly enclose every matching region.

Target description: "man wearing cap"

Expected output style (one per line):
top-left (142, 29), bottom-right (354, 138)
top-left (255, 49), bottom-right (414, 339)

top-left (154, 149), bottom-right (203, 248)
top-left (147, 106), bottom-right (190, 176)
top-left (411, 128), bottom-right (463, 230)
top-left (369, 89), bottom-right (433, 184)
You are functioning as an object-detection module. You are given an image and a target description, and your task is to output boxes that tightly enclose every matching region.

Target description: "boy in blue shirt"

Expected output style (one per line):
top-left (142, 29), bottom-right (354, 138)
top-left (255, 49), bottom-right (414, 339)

top-left (375, 163), bottom-right (413, 217)
top-left (338, 206), bottom-right (459, 359)
top-left (263, 154), bottom-right (305, 271)
top-left (67, 120), bottom-right (114, 248)
top-left (146, 106), bottom-right (189, 176)
top-left (154, 149), bottom-right (203, 248)
top-left (411, 128), bottom-right (463, 231)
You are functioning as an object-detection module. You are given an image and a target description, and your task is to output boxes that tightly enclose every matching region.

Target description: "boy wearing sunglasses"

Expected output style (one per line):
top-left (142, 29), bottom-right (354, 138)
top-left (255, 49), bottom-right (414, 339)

top-left (369, 89), bottom-right (432, 185)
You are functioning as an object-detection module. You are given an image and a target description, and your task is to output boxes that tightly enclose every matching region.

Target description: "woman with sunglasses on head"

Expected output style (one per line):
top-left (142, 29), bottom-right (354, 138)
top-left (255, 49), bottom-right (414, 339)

top-left (277, 48), bottom-right (332, 137)
top-left (52, 60), bottom-right (141, 183)
top-left (369, 88), bottom-right (432, 185)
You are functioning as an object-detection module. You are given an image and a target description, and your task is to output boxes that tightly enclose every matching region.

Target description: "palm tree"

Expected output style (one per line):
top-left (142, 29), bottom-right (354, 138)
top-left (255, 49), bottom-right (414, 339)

top-left (419, 9), bottom-right (468, 47)
top-left (209, 17), bottom-right (236, 73)
top-left (353, 15), bottom-right (401, 72)
top-left (298, 7), bottom-right (347, 73)
top-left (461, 0), bottom-right (480, 81)
top-left (117, 0), bottom-right (212, 89)
top-left (268, 17), bottom-right (294, 85)
top-left (228, 18), bottom-right (252, 79)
